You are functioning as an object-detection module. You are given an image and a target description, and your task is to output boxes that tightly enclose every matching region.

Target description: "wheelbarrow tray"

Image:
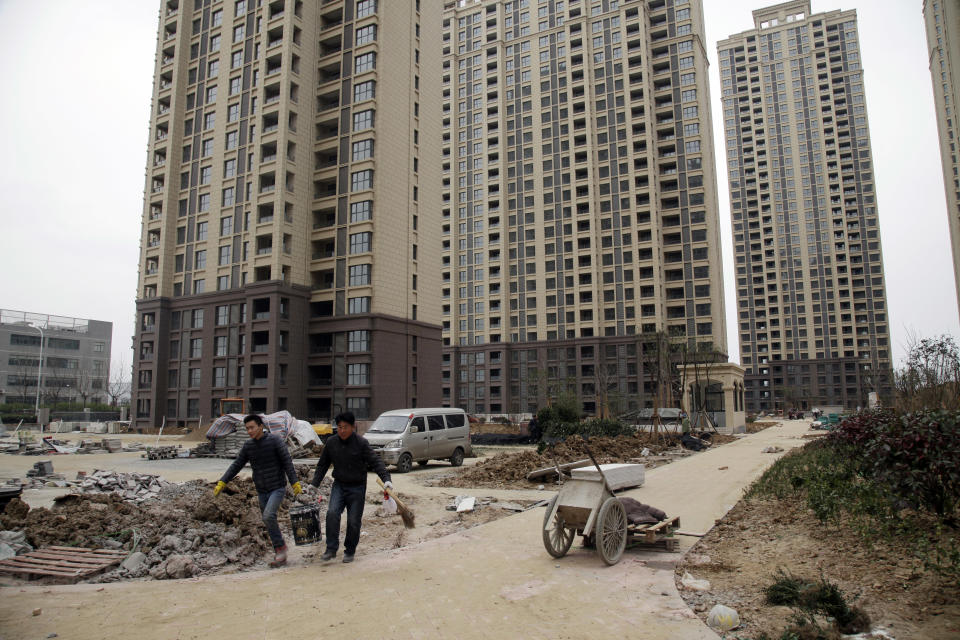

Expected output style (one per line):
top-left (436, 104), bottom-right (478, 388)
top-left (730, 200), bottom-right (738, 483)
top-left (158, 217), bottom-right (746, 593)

top-left (549, 477), bottom-right (611, 537)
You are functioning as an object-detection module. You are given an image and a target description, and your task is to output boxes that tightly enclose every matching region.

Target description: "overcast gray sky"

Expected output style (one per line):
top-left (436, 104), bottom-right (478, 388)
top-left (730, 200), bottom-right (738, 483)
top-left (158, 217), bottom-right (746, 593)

top-left (0, 0), bottom-right (957, 379)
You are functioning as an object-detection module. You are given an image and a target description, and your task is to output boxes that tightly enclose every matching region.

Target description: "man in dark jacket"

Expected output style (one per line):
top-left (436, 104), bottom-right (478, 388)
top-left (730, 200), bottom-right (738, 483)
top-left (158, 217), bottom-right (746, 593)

top-left (214, 414), bottom-right (302, 567)
top-left (311, 411), bottom-right (391, 563)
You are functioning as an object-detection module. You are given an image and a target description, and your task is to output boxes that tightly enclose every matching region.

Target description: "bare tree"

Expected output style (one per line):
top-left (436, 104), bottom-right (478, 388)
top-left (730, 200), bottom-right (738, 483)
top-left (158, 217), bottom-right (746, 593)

top-left (895, 334), bottom-right (960, 411)
top-left (75, 368), bottom-right (95, 409)
top-left (107, 356), bottom-right (132, 407)
top-left (43, 366), bottom-right (74, 411)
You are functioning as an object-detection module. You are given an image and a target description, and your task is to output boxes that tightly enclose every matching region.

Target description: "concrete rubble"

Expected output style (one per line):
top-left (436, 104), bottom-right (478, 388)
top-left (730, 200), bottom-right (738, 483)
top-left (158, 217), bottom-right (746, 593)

top-left (74, 470), bottom-right (171, 503)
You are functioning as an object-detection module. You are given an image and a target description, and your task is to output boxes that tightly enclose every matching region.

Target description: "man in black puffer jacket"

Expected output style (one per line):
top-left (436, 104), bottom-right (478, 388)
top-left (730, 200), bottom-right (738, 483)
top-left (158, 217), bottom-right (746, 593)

top-left (311, 411), bottom-right (391, 564)
top-left (215, 414), bottom-right (302, 567)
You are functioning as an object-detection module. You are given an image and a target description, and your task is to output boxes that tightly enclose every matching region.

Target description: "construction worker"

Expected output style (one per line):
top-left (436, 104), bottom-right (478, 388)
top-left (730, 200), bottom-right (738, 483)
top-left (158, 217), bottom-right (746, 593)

top-left (214, 414), bottom-right (302, 567)
top-left (310, 411), bottom-right (391, 564)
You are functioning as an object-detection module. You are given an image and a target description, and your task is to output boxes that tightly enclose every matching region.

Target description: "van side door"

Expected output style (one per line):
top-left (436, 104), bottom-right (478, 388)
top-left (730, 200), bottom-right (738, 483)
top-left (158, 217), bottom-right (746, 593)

top-left (426, 414), bottom-right (448, 458)
top-left (444, 412), bottom-right (470, 455)
top-left (407, 416), bottom-right (429, 461)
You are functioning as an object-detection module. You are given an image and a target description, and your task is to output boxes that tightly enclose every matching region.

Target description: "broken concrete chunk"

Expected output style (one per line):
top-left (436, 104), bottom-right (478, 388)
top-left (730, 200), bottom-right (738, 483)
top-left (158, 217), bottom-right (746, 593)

top-left (121, 551), bottom-right (147, 573)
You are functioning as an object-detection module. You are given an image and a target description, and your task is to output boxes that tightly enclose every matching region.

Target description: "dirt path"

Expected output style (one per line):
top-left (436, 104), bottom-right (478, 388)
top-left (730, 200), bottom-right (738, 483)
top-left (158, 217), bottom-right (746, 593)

top-left (0, 421), bottom-right (813, 639)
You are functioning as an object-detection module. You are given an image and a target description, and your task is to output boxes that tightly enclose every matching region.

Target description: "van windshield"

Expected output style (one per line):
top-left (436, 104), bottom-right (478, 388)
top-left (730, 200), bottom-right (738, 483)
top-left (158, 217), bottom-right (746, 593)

top-left (366, 415), bottom-right (409, 434)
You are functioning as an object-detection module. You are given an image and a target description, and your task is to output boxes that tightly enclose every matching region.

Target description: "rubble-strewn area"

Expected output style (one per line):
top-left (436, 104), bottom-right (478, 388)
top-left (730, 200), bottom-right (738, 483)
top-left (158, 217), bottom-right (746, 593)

top-left (431, 432), bottom-right (736, 489)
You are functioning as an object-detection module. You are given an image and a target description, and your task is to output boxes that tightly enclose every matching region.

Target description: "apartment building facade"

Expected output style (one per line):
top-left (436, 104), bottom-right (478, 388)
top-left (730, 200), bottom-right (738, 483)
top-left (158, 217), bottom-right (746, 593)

top-left (0, 310), bottom-right (112, 407)
top-left (132, 0), bottom-right (443, 428)
top-left (923, 0), bottom-right (960, 321)
top-left (440, 0), bottom-right (728, 416)
top-left (719, 0), bottom-right (892, 412)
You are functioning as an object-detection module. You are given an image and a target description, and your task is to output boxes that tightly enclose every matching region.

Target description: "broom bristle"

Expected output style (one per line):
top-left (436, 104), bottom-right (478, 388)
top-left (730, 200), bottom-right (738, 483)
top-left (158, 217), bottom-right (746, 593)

top-left (399, 504), bottom-right (416, 529)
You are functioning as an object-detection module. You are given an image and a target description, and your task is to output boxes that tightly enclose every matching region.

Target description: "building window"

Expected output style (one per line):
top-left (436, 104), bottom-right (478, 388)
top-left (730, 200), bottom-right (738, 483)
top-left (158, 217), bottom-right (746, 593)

top-left (220, 215), bottom-right (233, 235)
top-left (219, 245), bottom-right (231, 265)
top-left (350, 232), bottom-right (372, 253)
top-left (350, 200), bottom-right (372, 222)
top-left (193, 278), bottom-right (205, 294)
top-left (204, 112), bottom-right (216, 130)
top-left (189, 368), bottom-right (201, 387)
top-left (347, 363), bottom-right (370, 385)
top-left (213, 366), bottom-right (226, 387)
top-left (233, 25), bottom-right (245, 43)
top-left (190, 338), bottom-right (203, 358)
top-left (222, 187), bottom-right (235, 206)
top-left (356, 24), bottom-right (377, 45)
top-left (348, 330), bottom-right (370, 352)
top-left (206, 85), bottom-right (217, 103)
top-left (202, 138), bottom-right (214, 156)
top-left (212, 8), bottom-right (223, 26)
top-left (353, 109), bottom-right (374, 131)
top-left (229, 76), bottom-right (242, 95)
top-left (192, 308), bottom-right (204, 328)
top-left (197, 221), bottom-right (208, 241)
top-left (352, 139), bottom-right (374, 161)
top-left (217, 275), bottom-right (230, 290)
top-left (349, 264), bottom-right (371, 286)
top-left (215, 335), bottom-right (228, 356)
top-left (226, 130), bottom-right (238, 149)
top-left (354, 80), bottom-right (375, 102)
top-left (198, 193), bottom-right (211, 211)
top-left (355, 52), bottom-right (376, 73)
top-left (351, 169), bottom-right (373, 191)
top-left (357, 0), bottom-right (377, 19)
top-left (195, 249), bottom-right (207, 269)
top-left (224, 158), bottom-right (236, 177)
top-left (346, 396), bottom-right (370, 418)
top-left (348, 296), bottom-right (370, 314)
top-left (208, 59), bottom-right (219, 78)
top-left (216, 305), bottom-right (229, 325)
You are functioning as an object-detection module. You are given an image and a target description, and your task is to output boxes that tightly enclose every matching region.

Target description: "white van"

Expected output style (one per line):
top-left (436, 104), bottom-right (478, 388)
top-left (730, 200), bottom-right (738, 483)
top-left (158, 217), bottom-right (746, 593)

top-left (364, 408), bottom-right (472, 473)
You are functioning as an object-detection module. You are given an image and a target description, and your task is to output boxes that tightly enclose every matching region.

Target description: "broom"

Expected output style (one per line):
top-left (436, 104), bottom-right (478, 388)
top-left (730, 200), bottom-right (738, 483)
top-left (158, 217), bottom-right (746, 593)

top-left (376, 477), bottom-right (415, 529)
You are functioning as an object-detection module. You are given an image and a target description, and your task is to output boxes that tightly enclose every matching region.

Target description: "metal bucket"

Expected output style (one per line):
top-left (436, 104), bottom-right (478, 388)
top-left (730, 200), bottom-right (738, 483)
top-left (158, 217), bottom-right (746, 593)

top-left (289, 504), bottom-right (322, 546)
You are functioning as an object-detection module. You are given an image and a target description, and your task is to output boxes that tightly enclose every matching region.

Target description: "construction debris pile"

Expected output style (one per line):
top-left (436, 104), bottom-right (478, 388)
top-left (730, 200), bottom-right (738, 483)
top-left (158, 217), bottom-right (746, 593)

top-left (0, 467), bottom-right (328, 582)
top-left (435, 433), bottom-right (731, 490)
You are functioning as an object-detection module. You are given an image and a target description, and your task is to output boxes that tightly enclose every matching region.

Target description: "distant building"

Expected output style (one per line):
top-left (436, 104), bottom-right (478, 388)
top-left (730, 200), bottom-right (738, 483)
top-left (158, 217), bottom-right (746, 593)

top-left (923, 0), bottom-right (960, 321)
top-left (132, 0), bottom-right (443, 428)
top-left (0, 309), bottom-right (112, 407)
top-left (719, 1), bottom-right (893, 412)
top-left (439, 0), bottom-right (729, 416)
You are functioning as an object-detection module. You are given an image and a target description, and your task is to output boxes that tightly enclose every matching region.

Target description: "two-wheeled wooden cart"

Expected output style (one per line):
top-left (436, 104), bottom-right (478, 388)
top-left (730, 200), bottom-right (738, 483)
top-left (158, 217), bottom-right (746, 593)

top-left (541, 443), bottom-right (680, 565)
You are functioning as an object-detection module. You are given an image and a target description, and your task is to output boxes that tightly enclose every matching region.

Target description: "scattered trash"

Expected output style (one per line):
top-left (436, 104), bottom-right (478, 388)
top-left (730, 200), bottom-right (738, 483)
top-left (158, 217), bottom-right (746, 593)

top-left (761, 446), bottom-right (785, 454)
top-left (680, 571), bottom-right (711, 591)
top-left (706, 604), bottom-right (740, 631)
top-left (456, 497), bottom-right (477, 513)
top-left (32, 608), bottom-right (41, 616)
top-left (640, 448), bottom-right (651, 457)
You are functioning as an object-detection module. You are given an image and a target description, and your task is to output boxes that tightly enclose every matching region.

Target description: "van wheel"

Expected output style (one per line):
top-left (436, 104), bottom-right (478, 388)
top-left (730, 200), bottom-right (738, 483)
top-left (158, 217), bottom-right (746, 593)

top-left (449, 448), bottom-right (465, 467)
top-left (396, 453), bottom-right (413, 473)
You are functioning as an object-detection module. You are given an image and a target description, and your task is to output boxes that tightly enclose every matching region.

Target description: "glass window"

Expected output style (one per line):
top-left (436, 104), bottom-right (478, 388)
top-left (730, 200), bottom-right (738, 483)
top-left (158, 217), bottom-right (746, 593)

top-left (348, 330), bottom-right (370, 352)
top-left (350, 232), bottom-right (372, 253)
top-left (347, 363), bottom-right (370, 385)
top-left (353, 109), bottom-right (374, 131)
top-left (356, 24), bottom-right (377, 45)
top-left (357, 0), bottom-right (377, 19)
top-left (351, 169), bottom-right (373, 191)
top-left (348, 296), bottom-right (370, 313)
top-left (348, 264), bottom-right (371, 286)
top-left (352, 139), bottom-right (374, 161)
top-left (354, 80), bottom-right (375, 102)
top-left (350, 200), bottom-right (372, 222)
top-left (355, 52), bottom-right (376, 73)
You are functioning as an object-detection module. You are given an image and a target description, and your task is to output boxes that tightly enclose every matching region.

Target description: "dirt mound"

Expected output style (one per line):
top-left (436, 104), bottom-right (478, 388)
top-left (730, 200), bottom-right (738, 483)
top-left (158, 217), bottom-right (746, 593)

top-left (179, 428), bottom-right (212, 442)
top-left (0, 468), bottom-right (331, 582)
top-left (437, 434), bottom-right (678, 489)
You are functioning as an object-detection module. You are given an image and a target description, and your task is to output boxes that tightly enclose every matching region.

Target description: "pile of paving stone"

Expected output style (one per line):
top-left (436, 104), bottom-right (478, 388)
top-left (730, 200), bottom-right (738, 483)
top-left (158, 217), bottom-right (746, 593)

top-left (77, 470), bottom-right (170, 503)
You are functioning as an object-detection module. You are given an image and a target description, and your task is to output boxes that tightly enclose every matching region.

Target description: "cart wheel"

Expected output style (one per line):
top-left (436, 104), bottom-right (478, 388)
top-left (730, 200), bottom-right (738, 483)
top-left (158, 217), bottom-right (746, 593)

top-left (596, 497), bottom-right (627, 566)
top-left (542, 495), bottom-right (575, 558)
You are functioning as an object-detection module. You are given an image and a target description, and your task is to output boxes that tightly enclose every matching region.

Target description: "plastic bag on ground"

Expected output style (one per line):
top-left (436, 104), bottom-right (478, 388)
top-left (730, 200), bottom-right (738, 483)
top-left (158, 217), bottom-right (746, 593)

top-left (706, 604), bottom-right (740, 631)
top-left (680, 571), bottom-right (711, 591)
top-left (382, 494), bottom-right (398, 515)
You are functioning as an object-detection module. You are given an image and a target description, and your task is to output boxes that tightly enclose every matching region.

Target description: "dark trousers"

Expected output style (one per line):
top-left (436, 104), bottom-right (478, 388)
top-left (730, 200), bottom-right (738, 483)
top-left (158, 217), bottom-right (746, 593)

top-left (258, 487), bottom-right (286, 548)
top-left (326, 481), bottom-right (365, 554)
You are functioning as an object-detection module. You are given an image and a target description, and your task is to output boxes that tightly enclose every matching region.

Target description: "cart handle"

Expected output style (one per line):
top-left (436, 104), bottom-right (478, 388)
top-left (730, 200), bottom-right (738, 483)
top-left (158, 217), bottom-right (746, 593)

top-left (581, 437), bottom-right (615, 496)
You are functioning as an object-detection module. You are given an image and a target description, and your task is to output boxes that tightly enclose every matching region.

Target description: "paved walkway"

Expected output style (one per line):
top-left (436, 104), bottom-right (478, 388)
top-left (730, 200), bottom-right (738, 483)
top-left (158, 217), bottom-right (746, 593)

top-left (0, 421), bottom-right (814, 639)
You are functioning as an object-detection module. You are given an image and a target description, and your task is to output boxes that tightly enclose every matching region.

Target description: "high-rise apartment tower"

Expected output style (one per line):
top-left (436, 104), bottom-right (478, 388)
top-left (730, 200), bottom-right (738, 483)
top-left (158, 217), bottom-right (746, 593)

top-left (719, 0), bottom-right (892, 412)
top-left (440, 0), bottom-right (727, 416)
top-left (132, 0), bottom-right (443, 428)
top-left (923, 0), bottom-right (960, 320)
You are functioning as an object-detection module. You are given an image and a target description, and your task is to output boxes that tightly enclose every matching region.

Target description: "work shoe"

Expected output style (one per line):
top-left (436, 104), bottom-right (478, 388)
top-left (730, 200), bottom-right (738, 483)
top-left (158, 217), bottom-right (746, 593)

top-left (342, 553), bottom-right (355, 564)
top-left (320, 549), bottom-right (335, 561)
top-left (269, 545), bottom-right (287, 567)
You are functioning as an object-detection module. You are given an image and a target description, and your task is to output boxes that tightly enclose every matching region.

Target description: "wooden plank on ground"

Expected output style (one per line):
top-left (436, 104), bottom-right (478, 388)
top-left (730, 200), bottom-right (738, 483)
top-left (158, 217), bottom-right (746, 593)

top-left (526, 459), bottom-right (592, 481)
top-left (0, 547), bottom-right (125, 581)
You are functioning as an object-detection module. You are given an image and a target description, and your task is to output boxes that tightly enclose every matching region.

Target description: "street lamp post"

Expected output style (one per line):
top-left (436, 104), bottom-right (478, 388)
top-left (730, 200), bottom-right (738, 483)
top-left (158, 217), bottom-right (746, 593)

top-left (32, 324), bottom-right (44, 428)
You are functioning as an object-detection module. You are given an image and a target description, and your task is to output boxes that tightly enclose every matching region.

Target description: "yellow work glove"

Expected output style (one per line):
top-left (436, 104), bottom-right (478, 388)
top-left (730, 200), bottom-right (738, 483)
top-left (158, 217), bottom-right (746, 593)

top-left (213, 481), bottom-right (226, 497)
top-left (292, 481), bottom-right (303, 496)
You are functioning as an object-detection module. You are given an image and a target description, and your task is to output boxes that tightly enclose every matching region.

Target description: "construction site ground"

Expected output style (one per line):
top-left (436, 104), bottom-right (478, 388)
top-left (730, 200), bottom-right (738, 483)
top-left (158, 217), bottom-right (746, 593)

top-left (0, 420), bottom-right (856, 639)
